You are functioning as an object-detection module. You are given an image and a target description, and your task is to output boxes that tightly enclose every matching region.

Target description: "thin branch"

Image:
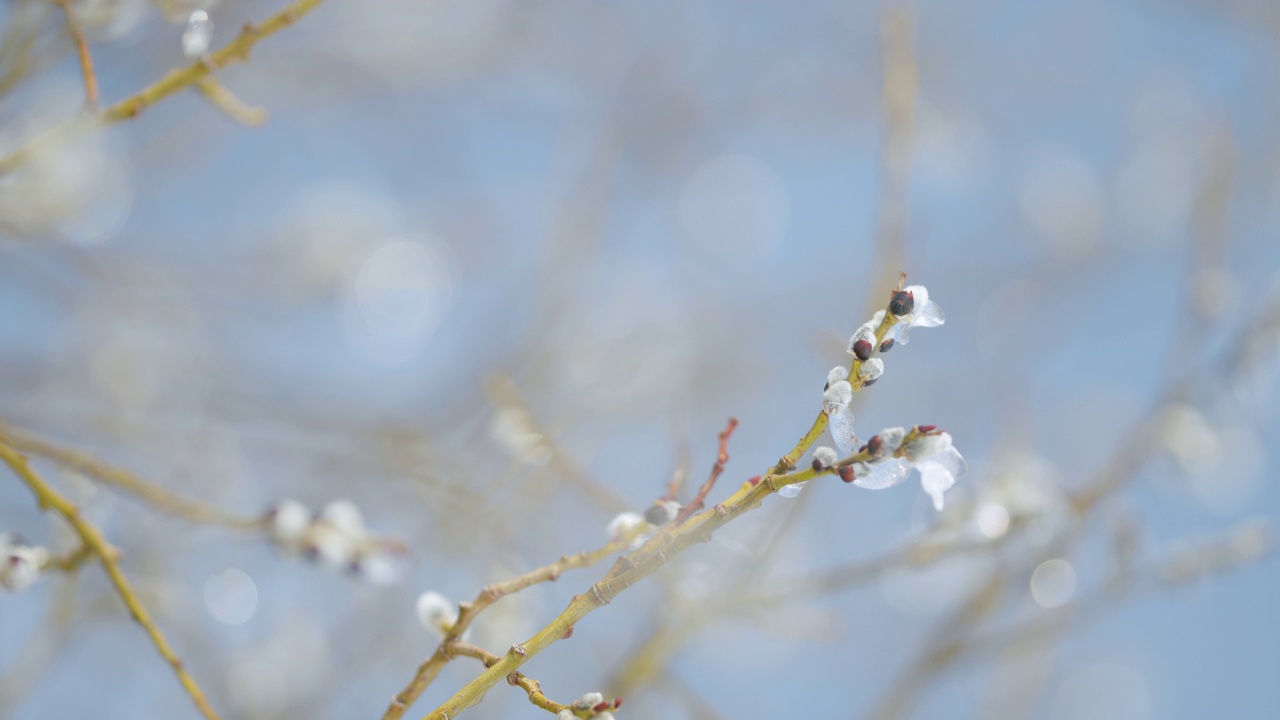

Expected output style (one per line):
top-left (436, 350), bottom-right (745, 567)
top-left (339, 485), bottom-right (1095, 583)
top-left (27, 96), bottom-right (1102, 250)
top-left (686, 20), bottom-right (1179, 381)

top-left (673, 417), bottom-right (738, 524)
top-left (0, 0), bottom-right (327, 174)
top-left (0, 440), bottom-right (222, 720)
top-left (52, 0), bottom-right (98, 110)
top-left (382, 539), bottom-right (627, 720)
top-left (0, 419), bottom-right (265, 529)
top-left (193, 75), bottom-right (268, 126)
top-left (421, 456), bottom-right (870, 720)
top-left (443, 643), bottom-right (594, 717)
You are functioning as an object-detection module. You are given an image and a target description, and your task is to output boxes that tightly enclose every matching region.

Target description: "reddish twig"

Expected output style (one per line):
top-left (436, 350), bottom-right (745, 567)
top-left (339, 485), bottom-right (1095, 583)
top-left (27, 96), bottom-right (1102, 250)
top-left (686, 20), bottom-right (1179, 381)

top-left (674, 418), bottom-right (738, 524)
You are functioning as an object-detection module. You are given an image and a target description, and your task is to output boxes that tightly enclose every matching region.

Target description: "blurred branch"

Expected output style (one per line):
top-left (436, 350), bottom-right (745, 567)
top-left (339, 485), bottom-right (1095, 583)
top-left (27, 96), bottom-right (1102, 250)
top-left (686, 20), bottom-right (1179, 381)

top-left (0, 0), bottom-right (327, 174)
top-left (193, 75), bottom-right (268, 126)
top-left (0, 439), bottom-right (223, 720)
top-left (51, 0), bottom-right (98, 110)
top-left (0, 419), bottom-right (266, 529)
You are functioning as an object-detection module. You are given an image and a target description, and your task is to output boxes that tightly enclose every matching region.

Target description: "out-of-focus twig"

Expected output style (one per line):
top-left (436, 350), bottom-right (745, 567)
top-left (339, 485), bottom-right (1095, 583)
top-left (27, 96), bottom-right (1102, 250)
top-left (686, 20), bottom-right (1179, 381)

top-left (51, 0), bottom-right (98, 110)
top-left (194, 76), bottom-right (268, 126)
top-left (0, 0), bottom-right (327, 174)
top-left (0, 419), bottom-right (265, 529)
top-left (0, 439), bottom-right (223, 720)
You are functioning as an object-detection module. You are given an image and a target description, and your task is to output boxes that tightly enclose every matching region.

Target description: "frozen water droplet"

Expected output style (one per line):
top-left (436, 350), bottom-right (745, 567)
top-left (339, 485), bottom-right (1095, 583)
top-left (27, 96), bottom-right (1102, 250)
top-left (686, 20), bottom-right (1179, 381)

top-left (778, 481), bottom-right (806, 498)
top-left (829, 404), bottom-right (858, 455)
top-left (915, 300), bottom-right (946, 328)
top-left (182, 11), bottom-right (212, 58)
top-left (857, 457), bottom-right (910, 490)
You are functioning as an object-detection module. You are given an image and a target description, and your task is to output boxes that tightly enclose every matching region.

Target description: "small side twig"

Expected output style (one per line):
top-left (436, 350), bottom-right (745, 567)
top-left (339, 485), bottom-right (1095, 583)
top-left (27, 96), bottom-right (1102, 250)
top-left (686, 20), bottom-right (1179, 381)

top-left (381, 538), bottom-right (627, 720)
top-left (193, 76), bottom-right (268, 126)
top-left (52, 0), bottom-right (98, 110)
top-left (673, 417), bottom-right (738, 524)
top-left (444, 642), bottom-right (594, 717)
top-left (0, 440), bottom-right (222, 720)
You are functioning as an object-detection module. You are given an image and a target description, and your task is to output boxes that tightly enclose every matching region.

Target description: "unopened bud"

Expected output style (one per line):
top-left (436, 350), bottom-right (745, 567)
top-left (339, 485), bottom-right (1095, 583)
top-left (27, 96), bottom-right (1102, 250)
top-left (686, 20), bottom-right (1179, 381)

top-left (889, 289), bottom-right (915, 317)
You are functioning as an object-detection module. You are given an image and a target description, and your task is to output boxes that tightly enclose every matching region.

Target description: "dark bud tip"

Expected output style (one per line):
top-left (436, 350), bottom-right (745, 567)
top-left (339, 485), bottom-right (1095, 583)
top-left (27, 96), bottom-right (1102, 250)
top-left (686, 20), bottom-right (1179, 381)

top-left (867, 435), bottom-right (884, 455)
top-left (889, 290), bottom-right (915, 317)
top-left (879, 338), bottom-right (895, 353)
top-left (824, 381), bottom-right (830, 391)
top-left (562, 625), bottom-right (575, 639)
top-left (811, 458), bottom-right (825, 471)
top-left (747, 475), bottom-right (761, 486)
top-left (916, 424), bottom-right (937, 433)
top-left (593, 702), bottom-right (611, 713)
top-left (614, 698), bottom-right (624, 709)
top-left (853, 339), bottom-right (874, 361)
top-left (862, 377), bottom-right (878, 387)
top-left (644, 504), bottom-right (671, 526)
top-left (838, 465), bottom-right (856, 483)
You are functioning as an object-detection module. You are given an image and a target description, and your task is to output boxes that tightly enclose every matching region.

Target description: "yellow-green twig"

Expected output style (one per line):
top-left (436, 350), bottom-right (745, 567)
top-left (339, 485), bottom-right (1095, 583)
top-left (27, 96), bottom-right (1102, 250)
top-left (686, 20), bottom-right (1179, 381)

top-left (0, 439), bottom-right (222, 720)
top-left (194, 76), bottom-right (268, 126)
top-left (382, 539), bottom-right (628, 720)
top-left (422, 454), bottom-right (869, 719)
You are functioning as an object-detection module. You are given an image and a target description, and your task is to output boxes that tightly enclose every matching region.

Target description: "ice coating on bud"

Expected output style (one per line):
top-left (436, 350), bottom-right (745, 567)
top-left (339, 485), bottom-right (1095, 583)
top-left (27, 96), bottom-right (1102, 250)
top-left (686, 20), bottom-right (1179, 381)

top-left (847, 320), bottom-right (878, 359)
top-left (574, 692), bottom-right (605, 710)
top-left (858, 357), bottom-right (884, 383)
top-left (902, 430), bottom-right (953, 463)
top-left (918, 447), bottom-right (966, 510)
top-left (828, 403), bottom-right (858, 455)
top-left (270, 498), bottom-right (311, 552)
top-left (415, 590), bottom-right (458, 638)
top-left (182, 10), bottom-right (212, 57)
top-left (812, 446), bottom-right (839, 469)
top-left (857, 457), bottom-right (910, 490)
top-left (823, 380), bottom-right (853, 412)
top-left (607, 511), bottom-right (646, 540)
top-left (778, 480), bottom-right (807, 498)
top-left (827, 365), bottom-right (849, 385)
top-left (557, 711), bottom-right (575, 720)
top-left (886, 284), bottom-right (945, 345)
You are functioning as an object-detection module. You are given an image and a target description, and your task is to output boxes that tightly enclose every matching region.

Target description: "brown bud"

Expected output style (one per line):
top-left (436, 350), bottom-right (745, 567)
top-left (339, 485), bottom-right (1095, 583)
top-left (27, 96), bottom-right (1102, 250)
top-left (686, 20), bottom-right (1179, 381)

top-left (867, 435), bottom-right (884, 456)
top-left (852, 339), bottom-right (874, 361)
top-left (916, 424), bottom-right (937, 433)
top-left (889, 290), bottom-right (915, 317)
top-left (811, 458), bottom-right (824, 471)
top-left (879, 338), bottom-right (895, 353)
top-left (838, 465), bottom-right (856, 483)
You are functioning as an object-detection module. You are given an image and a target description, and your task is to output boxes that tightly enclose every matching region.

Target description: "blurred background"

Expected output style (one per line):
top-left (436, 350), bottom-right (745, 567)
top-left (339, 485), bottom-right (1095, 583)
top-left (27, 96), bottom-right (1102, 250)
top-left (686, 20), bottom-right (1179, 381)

top-left (1, 0), bottom-right (1279, 718)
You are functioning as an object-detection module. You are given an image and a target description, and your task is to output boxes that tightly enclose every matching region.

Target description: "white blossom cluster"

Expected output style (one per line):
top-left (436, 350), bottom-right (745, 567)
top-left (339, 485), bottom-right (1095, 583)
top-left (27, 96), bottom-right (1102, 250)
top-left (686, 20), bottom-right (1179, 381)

top-left (1, 532), bottom-right (49, 593)
top-left (269, 499), bottom-right (408, 584)
top-left (557, 691), bottom-right (620, 719)
top-left (842, 427), bottom-right (968, 511)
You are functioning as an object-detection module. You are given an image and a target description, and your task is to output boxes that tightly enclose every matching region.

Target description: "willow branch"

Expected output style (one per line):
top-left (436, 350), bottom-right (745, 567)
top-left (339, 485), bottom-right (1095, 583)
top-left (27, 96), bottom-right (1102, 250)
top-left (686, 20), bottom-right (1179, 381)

top-left (0, 440), bottom-right (222, 720)
top-left (422, 454), bottom-right (870, 720)
top-left (382, 539), bottom-right (627, 720)
top-left (0, 420), bottom-right (264, 529)
top-left (0, 0), bottom-right (326, 174)
top-left (194, 75), bottom-right (268, 126)
top-left (52, 0), bottom-right (98, 110)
